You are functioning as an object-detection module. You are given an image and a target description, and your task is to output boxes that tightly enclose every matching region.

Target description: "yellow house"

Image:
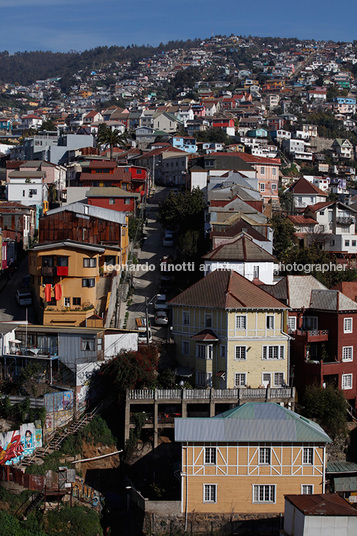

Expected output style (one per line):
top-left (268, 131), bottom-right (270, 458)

top-left (175, 402), bottom-right (331, 514)
top-left (170, 270), bottom-right (290, 389)
top-left (28, 240), bottom-right (121, 326)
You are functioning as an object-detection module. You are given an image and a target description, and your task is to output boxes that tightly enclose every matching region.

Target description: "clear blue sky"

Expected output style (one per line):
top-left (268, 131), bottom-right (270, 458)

top-left (2, 0), bottom-right (356, 53)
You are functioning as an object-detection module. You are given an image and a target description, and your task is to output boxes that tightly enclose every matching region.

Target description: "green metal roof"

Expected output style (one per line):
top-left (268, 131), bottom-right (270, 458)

top-left (175, 402), bottom-right (332, 444)
top-left (333, 476), bottom-right (357, 493)
top-left (326, 461), bottom-right (357, 474)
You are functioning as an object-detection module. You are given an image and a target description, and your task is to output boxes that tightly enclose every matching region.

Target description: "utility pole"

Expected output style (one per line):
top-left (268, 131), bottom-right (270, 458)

top-left (145, 296), bottom-right (150, 344)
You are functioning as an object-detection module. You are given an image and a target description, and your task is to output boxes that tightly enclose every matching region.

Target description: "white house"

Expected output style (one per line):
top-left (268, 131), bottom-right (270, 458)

top-left (282, 493), bottom-right (357, 536)
top-left (7, 174), bottom-right (47, 208)
top-left (202, 233), bottom-right (278, 284)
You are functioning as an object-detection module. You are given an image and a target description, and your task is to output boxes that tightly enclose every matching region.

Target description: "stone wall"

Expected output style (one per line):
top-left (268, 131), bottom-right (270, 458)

top-left (142, 511), bottom-right (282, 535)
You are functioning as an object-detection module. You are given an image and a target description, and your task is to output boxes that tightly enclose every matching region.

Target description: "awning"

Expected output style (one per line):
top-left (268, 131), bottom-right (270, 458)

top-left (175, 366), bottom-right (193, 378)
top-left (333, 476), bottom-right (357, 493)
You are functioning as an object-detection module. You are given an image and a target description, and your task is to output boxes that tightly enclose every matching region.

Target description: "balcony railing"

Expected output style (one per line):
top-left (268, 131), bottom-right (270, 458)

top-left (296, 329), bottom-right (329, 341)
top-left (336, 216), bottom-right (354, 226)
top-left (127, 387), bottom-right (295, 401)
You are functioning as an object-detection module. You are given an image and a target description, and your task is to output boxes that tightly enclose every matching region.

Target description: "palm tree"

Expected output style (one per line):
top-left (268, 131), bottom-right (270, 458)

top-left (96, 123), bottom-right (128, 159)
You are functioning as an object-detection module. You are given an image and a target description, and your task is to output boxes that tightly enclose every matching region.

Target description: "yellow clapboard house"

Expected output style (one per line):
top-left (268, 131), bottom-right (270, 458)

top-left (175, 402), bottom-right (331, 514)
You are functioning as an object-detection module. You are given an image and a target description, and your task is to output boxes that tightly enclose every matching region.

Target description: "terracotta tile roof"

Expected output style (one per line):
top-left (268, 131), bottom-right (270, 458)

top-left (169, 270), bottom-right (287, 310)
top-left (191, 329), bottom-right (219, 341)
top-left (289, 177), bottom-right (328, 196)
top-left (210, 219), bottom-right (269, 242)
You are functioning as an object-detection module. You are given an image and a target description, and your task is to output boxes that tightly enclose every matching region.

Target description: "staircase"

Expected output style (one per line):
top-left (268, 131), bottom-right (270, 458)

top-left (20, 402), bottom-right (103, 468)
top-left (15, 491), bottom-right (45, 519)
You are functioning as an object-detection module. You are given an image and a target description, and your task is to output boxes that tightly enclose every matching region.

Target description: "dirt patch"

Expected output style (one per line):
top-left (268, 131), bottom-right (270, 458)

top-left (76, 442), bottom-right (120, 480)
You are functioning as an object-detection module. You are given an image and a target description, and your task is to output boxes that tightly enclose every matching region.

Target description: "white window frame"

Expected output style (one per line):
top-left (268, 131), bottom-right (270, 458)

top-left (252, 484), bottom-right (276, 504)
top-left (203, 484), bottom-right (217, 503)
top-left (303, 447), bottom-right (314, 465)
top-left (235, 315), bottom-right (247, 329)
top-left (234, 372), bottom-right (247, 387)
top-left (342, 373), bottom-right (353, 390)
top-left (235, 346), bottom-right (247, 360)
top-left (64, 297), bottom-right (70, 307)
top-left (183, 311), bottom-right (190, 325)
top-left (273, 372), bottom-right (284, 387)
top-left (182, 341), bottom-right (189, 356)
top-left (301, 485), bottom-right (314, 495)
top-left (344, 317), bottom-right (353, 333)
top-left (259, 447), bottom-right (271, 465)
top-left (259, 183), bottom-right (265, 192)
top-left (262, 345), bottom-right (285, 360)
top-left (266, 315), bottom-right (274, 330)
top-left (204, 447), bottom-right (216, 465)
top-left (342, 346), bottom-right (353, 362)
top-left (288, 316), bottom-right (297, 332)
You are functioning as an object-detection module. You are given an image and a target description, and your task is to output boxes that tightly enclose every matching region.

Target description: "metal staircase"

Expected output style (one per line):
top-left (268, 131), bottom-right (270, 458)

top-left (20, 402), bottom-right (103, 468)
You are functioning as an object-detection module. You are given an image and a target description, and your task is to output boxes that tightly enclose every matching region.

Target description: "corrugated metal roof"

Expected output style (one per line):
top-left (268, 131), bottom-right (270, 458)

top-left (333, 476), bottom-right (357, 493)
top-left (286, 494), bottom-right (357, 516)
top-left (327, 461), bottom-right (357, 473)
top-left (174, 403), bottom-right (331, 443)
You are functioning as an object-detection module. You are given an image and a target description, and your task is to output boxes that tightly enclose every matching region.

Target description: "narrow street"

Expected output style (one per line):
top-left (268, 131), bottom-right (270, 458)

top-left (0, 257), bottom-right (36, 323)
top-left (122, 186), bottom-right (175, 342)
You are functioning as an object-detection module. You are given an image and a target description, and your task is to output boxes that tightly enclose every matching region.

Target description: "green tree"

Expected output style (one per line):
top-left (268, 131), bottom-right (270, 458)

top-left (96, 123), bottom-right (128, 159)
top-left (97, 346), bottom-right (159, 402)
top-left (301, 384), bottom-right (347, 439)
top-left (38, 119), bottom-right (56, 132)
top-left (158, 188), bottom-right (205, 232)
top-left (269, 214), bottom-right (296, 261)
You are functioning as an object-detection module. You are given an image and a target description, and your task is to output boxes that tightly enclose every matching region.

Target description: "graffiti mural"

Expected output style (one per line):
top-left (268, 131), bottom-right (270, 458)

top-left (72, 476), bottom-right (102, 511)
top-left (0, 422), bottom-right (42, 465)
top-left (44, 391), bottom-right (74, 438)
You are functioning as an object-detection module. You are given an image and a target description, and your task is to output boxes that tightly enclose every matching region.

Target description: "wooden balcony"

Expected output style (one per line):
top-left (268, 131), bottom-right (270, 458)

top-left (295, 329), bottom-right (329, 342)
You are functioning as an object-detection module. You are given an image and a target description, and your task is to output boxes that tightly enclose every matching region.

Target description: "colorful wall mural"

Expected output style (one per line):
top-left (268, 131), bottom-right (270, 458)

top-left (44, 390), bottom-right (74, 439)
top-left (0, 421), bottom-right (42, 465)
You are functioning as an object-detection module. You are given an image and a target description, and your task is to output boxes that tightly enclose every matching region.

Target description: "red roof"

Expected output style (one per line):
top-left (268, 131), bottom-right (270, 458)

top-left (287, 215), bottom-right (317, 225)
top-left (169, 270), bottom-right (287, 309)
top-left (80, 167), bottom-right (131, 183)
top-left (191, 329), bottom-right (219, 341)
top-left (285, 494), bottom-right (357, 517)
top-left (290, 177), bottom-right (328, 196)
top-left (304, 201), bottom-right (333, 213)
top-left (235, 153), bottom-right (281, 166)
top-left (89, 160), bottom-right (116, 169)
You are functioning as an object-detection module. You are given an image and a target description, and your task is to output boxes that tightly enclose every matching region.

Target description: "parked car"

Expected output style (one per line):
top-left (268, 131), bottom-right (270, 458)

top-left (16, 289), bottom-right (32, 306)
top-left (155, 311), bottom-right (169, 325)
top-left (162, 236), bottom-right (174, 247)
top-left (154, 294), bottom-right (168, 311)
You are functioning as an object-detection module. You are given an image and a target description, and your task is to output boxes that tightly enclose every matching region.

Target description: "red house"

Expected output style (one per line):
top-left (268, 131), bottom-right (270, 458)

top-left (79, 161), bottom-right (148, 195)
top-left (86, 187), bottom-right (140, 213)
top-left (262, 275), bottom-right (357, 409)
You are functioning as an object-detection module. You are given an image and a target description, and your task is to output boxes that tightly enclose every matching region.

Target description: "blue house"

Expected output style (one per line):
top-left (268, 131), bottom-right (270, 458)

top-left (170, 135), bottom-right (197, 154)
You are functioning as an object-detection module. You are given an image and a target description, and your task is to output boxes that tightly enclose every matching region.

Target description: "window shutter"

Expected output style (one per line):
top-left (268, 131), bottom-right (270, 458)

top-left (262, 346), bottom-right (267, 360)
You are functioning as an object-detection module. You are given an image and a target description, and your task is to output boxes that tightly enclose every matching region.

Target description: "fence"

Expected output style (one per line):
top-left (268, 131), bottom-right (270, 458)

top-left (128, 387), bottom-right (295, 401)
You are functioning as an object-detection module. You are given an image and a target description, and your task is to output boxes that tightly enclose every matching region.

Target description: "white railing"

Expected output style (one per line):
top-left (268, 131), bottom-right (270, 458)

top-left (128, 387), bottom-right (294, 401)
